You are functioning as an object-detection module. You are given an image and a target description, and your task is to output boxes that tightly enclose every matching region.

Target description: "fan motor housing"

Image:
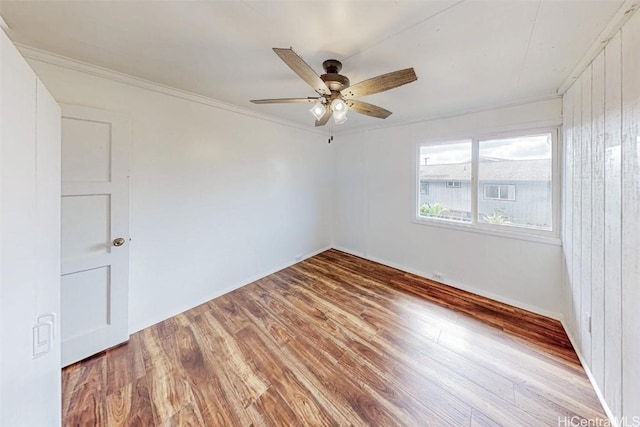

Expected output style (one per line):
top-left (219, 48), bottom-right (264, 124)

top-left (321, 59), bottom-right (350, 91)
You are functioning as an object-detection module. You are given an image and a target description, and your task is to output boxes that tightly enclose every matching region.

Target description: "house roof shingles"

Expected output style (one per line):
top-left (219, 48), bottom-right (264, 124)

top-left (420, 158), bottom-right (551, 182)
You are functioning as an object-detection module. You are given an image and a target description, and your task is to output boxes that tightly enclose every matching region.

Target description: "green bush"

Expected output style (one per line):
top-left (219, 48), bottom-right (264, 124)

top-left (420, 203), bottom-right (445, 216)
top-left (484, 208), bottom-right (508, 224)
top-left (484, 213), bottom-right (505, 224)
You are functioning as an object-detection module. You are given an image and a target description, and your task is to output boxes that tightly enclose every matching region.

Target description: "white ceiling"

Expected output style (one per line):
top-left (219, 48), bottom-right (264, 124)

top-left (0, 0), bottom-right (627, 133)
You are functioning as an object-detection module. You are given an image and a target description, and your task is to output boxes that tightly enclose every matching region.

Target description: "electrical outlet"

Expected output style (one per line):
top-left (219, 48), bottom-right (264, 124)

top-left (433, 272), bottom-right (444, 282)
top-left (585, 312), bottom-right (592, 333)
top-left (294, 254), bottom-right (302, 261)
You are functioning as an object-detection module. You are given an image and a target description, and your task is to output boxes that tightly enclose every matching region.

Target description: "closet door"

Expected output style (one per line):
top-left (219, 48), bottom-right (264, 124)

top-left (34, 79), bottom-right (62, 426)
top-left (0, 29), bottom-right (61, 427)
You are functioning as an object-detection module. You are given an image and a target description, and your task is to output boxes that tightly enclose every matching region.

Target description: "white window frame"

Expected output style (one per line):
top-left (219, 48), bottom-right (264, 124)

top-left (413, 127), bottom-right (560, 245)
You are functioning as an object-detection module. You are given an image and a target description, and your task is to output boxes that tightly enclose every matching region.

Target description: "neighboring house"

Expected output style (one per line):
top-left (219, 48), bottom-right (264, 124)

top-left (419, 158), bottom-right (552, 228)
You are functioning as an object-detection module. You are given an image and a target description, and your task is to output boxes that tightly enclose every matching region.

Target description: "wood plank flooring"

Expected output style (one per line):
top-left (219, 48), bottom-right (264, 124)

top-left (62, 249), bottom-right (606, 426)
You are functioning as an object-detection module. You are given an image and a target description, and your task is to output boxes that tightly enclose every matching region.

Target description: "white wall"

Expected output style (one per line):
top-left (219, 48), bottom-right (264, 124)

top-left (334, 98), bottom-right (564, 317)
top-left (26, 57), bottom-right (333, 333)
top-left (562, 10), bottom-right (640, 420)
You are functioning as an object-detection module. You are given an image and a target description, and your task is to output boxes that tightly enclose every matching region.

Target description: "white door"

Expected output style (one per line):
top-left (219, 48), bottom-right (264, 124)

top-left (60, 104), bottom-right (130, 367)
top-left (1, 29), bottom-right (61, 426)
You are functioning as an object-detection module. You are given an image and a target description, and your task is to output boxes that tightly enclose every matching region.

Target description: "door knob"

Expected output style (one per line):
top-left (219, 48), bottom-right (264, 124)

top-left (112, 237), bottom-right (126, 247)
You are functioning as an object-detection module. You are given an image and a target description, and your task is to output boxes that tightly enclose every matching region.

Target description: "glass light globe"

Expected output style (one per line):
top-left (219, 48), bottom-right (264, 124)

top-left (331, 98), bottom-right (346, 112)
top-left (309, 101), bottom-right (326, 120)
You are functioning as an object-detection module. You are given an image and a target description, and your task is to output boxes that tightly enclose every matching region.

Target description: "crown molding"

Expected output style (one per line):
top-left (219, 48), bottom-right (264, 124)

top-left (557, 0), bottom-right (640, 95)
top-left (16, 43), bottom-right (325, 136)
top-left (0, 14), bottom-right (9, 32)
top-left (337, 93), bottom-right (562, 137)
top-left (15, 43), bottom-right (561, 139)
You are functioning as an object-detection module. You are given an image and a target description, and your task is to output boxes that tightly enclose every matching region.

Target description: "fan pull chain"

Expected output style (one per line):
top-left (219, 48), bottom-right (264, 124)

top-left (328, 120), bottom-right (334, 144)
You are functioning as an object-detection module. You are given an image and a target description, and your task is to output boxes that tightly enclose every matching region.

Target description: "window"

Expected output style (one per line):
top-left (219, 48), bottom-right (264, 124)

top-left (484, 184), bottom-right (515, 201)
top-left (417, 130), bottom-right (557, 237)
top-left (420, 181), bottom-right (430, 195)
top-left (418, 140), bottom-right (472, 223)
top-left (478, 133), bottom-right (552, 229)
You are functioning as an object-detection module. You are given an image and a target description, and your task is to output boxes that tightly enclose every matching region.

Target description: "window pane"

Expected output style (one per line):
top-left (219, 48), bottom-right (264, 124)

top-left (498, 186), bottom-right (507, 199)
top-left (478, 134), bottom-right (552, 229)
top-left (484, 184), bottom-right (499, 199)
top-left (419, 141), bottom-right (472, 222)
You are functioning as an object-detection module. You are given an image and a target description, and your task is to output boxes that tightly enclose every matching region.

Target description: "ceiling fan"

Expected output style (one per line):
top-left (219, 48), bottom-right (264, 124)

top-left (251, 48), bottom-right (418, 126)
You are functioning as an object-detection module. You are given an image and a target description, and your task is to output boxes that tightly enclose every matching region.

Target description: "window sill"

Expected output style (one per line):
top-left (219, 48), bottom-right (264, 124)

top-left (412, 216), bottom-right (561, 246)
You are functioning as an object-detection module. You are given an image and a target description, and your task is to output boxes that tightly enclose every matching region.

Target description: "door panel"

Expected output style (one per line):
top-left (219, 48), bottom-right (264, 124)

top-left (61, 267), bottom-right (110, 338)
top-left (61, 118), bottom-right (112, 182)
top-left (61, 194), bottom-right (111, 259)
top-left (60, 104), bottom-right (130, 367)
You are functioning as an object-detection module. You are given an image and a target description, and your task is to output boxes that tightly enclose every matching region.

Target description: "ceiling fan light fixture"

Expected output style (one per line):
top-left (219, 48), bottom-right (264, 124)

top-left (310, 101), bottom-right (326, 120)
top-left (333, 112), bottom-right (348, 125)
top-left (252, 47), bottom-right (417, 127)
top-left (331, 98), bottom-right (347, 113)
top-left (331, 98), bottom-right (348, 125)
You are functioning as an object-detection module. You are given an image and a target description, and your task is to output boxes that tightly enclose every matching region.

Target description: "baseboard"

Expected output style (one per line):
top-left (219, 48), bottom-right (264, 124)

top-left (560, 319), bottom-right (619, 427)
top-left (129, 245), bottom-right (333, 334)
top-left (331, 246), bottom-right (562, 321)
top-left (332, 245), bottom-right (366, 259)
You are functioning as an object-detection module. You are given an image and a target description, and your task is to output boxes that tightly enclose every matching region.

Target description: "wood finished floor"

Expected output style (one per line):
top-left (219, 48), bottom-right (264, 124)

top-left (62, 249), bottom-right (606, 426)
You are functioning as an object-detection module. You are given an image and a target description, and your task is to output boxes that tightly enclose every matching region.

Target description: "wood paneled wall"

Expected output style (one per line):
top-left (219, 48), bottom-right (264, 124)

top-left (562, 10), bottom-right (640, 420)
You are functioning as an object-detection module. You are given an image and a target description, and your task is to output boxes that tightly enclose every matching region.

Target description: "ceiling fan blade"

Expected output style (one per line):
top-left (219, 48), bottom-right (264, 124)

top-left (273, 48), bottom-right (331, 96)
top-left (251, 97), bottom-right (320, 104)
top-left (341, 68), bottom-right (417, 99)
top-left (345, 100), bottom-right (392, 119)
top-left (315, 109), bottom-right (332, 127)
